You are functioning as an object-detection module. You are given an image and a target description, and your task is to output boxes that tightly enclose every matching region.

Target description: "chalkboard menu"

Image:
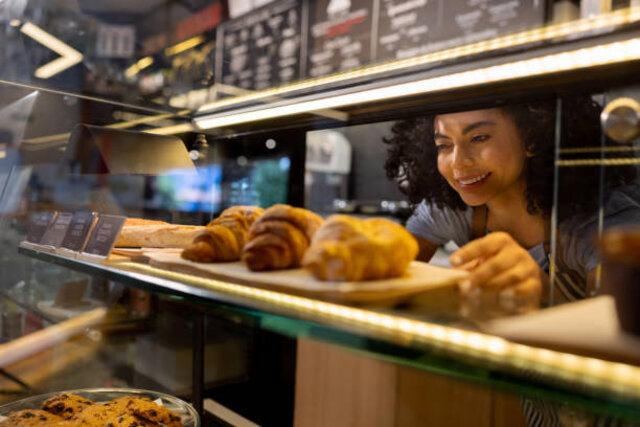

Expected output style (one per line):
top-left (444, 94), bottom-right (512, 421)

top-left (430, 0), bottom-right (545, 53)
top-left (40, 212), bottom-right (73, 248)
top-left (82, 214), bottom-right (126, 258)
top-left (377, 0), bottom-right (545, 61)
top-left (308, 0), bottom-right (374, 77)
top-left (218, 0), bottom-right (303, 90)
top-left (376, 0), bottom-right (442, 61)
top-left (60, 212), bottom-right (97, 252)
top-left (26, 211), bottom-right (57, 244)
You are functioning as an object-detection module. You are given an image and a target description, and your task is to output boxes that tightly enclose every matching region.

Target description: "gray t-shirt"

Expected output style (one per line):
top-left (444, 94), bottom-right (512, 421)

top-left (406, 188), bottom-right (640, 285)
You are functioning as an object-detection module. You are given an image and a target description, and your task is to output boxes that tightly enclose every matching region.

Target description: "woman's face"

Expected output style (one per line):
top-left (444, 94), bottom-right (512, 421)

top-left (434, 108), bottom-right (527, 207)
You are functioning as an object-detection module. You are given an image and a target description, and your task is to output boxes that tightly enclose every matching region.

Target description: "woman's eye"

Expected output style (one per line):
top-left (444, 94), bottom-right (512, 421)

top-left (471, 134), bottom-right (490, 143)
top-left (435, 144), bottom-right (451, 153)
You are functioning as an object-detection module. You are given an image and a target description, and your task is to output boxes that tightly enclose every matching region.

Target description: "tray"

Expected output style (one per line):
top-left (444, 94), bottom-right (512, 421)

top-left (144, 251), bottom-right (468, 303)
top-left (0, 387), bottom-right (199, 426)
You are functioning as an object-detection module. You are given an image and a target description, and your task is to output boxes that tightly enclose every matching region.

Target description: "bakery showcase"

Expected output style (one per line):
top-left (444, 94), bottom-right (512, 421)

top-left (2, 1), bottom-right (640, 426)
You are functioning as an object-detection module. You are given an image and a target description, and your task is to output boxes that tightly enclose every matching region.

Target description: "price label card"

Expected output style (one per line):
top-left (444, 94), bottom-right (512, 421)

top-left (82, 214), bottom-right (126, 258)
top-left (59, 212), bottom-right (97, 252)
top-left (40, 212), bottom-right (73, 248)
top-left (25, 211), bottom-right (57, 243)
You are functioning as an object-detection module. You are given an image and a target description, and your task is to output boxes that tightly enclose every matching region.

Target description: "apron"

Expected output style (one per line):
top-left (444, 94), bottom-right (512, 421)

top-left (471, 206), bottom-right (587, 301)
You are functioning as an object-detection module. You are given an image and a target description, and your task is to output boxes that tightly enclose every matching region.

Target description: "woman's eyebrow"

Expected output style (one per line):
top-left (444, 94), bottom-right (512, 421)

top-left (462, 121), bottom-right (496, 134)
top-left (434, 132), bottom-right (450, 140)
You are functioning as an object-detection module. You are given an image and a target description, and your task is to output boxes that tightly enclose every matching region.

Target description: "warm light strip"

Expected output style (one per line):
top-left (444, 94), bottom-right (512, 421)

top-left (108, 112), bottom-right (185, 129)
top-left (143, 123), bottom-right (194, 135)
top-left (195, 38), bottom-right (640, 130)
top-left (20, 22), bottom-right (83, 79)
top-left (559, 146), bottom-right (640, 153)
top-left (22, 132), bottom-right (70, 145)
top-left (556, 158), bottom-right (640, 166)
top-left (198, 7), bottom-right (640, 113)
top-left (125, 56), bottom-right (154, 79)
top-left (164, 36), bottom-right (206, 56)
top-left (119, 261), bottom-right (640, 399)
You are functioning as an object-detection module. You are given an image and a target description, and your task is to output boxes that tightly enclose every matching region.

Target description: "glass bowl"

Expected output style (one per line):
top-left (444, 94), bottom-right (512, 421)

top-left (0, 387), bottom-right (199, 426)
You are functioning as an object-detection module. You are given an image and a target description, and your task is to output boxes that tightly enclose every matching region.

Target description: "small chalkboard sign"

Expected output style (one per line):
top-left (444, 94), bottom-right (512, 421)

top-left (25, 211), bottom-right (57, 243)
top-left (81, 214), bottom-right (126, 258)
top-left (40, 212), bottom-right (73, 248)
top-left (59, 212), bottom-right (97, 252)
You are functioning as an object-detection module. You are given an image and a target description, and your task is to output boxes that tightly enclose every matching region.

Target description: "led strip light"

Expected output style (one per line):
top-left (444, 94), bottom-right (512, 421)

top-left (559, 146), bottom-right (640, 153)
top-left (194, 38), bottom-right (640, 130)
top-left (118, 261), bottom-right (640, 401)
top-left (556, 158), bottom-right (640, 166)
top-left (198, 7), bottom-right (640, 114)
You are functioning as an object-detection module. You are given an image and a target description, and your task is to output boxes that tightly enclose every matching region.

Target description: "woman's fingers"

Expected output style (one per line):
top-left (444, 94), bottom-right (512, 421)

top-left (454, 232), bottom-right (542, 296)
top-left (458, 246), bottom-right (522, 292)
top-left (450, 232), bottom-right (511, 267)
top-left (511, 278), bottom-right (542, 298)
top-left (479, 260), bottom-right (529, 291)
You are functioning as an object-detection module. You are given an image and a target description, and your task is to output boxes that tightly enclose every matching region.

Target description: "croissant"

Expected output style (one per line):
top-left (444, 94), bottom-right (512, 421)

top-left (181, 205), bottom-right (265, 262)
top-left (242, 204), bottom-right (323, 271)
top-left (302, 215), bottom-right (418, 281)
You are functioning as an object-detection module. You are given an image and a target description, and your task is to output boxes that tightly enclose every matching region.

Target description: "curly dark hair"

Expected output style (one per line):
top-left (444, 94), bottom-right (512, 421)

top-left (384, 96), bottom-right (637, 222)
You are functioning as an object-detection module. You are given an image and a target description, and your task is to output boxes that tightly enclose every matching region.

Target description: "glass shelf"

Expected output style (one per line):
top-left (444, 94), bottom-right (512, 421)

top-left (17, 246), bottom-right (640, 423)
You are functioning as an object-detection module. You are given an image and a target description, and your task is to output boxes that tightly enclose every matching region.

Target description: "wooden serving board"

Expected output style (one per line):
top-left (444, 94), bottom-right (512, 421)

top-left (144, 251), bottom-right (468, 303)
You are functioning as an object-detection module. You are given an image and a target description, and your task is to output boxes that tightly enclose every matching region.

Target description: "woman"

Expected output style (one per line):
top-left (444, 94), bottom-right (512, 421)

top-left (385, 97), bottom-right (638, 303)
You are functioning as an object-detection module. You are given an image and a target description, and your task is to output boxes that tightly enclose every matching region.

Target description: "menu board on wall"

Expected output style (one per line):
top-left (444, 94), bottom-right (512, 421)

top-left (308, 0), bottom-right (374, 77)
top-left (376, 0), bottom-right (441, 61)
top-left (376, 0), bottom-right (546, 61)
top-left (218, 0), bottom-right (303, 91)
top-left (430, 0), bottom-right (546, 52)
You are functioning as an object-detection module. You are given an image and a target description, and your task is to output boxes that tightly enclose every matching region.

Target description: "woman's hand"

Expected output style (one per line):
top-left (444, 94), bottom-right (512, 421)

top-left (450, 232), bottom-right (545, 298)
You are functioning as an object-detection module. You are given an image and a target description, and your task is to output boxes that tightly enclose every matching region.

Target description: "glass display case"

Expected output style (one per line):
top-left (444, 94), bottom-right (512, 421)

top-left (2, 1), bottom-right (640, 426)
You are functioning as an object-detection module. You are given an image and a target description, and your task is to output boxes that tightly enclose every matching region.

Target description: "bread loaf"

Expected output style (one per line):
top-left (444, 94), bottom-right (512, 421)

top-left (115, 224), bottom-right (204, 248)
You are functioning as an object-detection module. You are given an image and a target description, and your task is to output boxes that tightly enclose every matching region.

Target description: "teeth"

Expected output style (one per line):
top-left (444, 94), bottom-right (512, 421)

top-left (459, 173), bottom-right (488, 185)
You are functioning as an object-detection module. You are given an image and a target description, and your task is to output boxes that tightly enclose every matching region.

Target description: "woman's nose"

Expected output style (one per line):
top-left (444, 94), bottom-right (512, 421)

top-left (452, 145), bottom-right (474, 168)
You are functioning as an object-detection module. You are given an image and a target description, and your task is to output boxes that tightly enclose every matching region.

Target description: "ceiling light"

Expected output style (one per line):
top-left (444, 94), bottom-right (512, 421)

top-left (20, 22), bottom-right (83, 79)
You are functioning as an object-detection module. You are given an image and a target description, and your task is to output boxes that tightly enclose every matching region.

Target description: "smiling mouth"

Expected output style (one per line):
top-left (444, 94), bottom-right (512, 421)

top-left (457, 172), bottom-right (491, 186)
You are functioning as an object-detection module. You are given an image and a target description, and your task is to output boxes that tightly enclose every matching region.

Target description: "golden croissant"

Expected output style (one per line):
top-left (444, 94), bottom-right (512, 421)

top-left (302, 215), bottom-right (418, 281)
top-left (242, 204), bottom-right (323, 271)
top-left (181, 206), bottom-right (265, 262)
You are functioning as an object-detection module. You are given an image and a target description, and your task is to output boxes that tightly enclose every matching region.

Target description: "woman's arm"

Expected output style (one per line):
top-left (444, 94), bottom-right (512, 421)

top-left (414, 235), bottom-right (440, 262)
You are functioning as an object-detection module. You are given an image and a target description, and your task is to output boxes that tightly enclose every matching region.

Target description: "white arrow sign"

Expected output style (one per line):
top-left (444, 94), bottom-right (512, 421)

top-left (20, 22), bottom-right (83, 79)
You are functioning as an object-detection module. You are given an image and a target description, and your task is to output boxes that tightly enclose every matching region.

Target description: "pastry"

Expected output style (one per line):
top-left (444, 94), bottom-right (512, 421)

top-left (182, 206), bottom-right (265, 262)
top-left (302, 215), bottom-right (418, 281)
top-left (0, 409), bottom-right (65, 426)
top-left (205, 205), bottom-right (264, 228)
top-left (127, 399), bottom-right (181, 427)
top-left (1, 394), bottom-right (183, 427)
top-left (114, 225), bottom-right (204, 248)
top-left (41, 394), bottom-right (93, 419)
top-left (242, 204), bottom-right (323, 271)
